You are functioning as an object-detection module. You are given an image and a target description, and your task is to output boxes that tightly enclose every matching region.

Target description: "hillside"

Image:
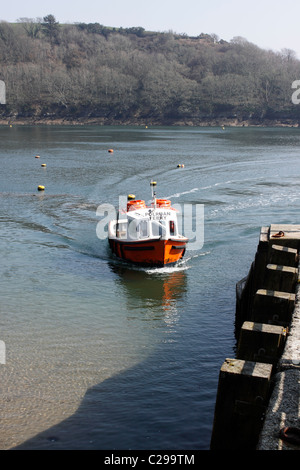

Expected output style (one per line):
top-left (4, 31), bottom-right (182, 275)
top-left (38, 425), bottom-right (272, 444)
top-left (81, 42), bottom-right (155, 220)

top-left (1, 15), bottom-right (300, 126)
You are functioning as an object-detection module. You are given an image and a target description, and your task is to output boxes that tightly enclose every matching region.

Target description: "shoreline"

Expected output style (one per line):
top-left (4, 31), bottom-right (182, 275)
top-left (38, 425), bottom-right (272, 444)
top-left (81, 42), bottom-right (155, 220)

top-left (0, 117), bottom-right (299, 127)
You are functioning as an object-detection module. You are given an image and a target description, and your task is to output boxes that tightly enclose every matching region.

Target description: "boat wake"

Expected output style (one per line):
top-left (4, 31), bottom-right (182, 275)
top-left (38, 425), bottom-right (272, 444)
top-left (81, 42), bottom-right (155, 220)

top-left (145, 262), bottom-right (189, 275)
top-left (144, 250), bottom-right (211, 275)
top-left (167, 187), bottom-right (199, 199)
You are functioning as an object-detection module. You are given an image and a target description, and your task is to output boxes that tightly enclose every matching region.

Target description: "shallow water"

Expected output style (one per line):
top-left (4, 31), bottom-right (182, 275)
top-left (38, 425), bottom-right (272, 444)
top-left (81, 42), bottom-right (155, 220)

top-left (0, 125), bottom-right (300, 449)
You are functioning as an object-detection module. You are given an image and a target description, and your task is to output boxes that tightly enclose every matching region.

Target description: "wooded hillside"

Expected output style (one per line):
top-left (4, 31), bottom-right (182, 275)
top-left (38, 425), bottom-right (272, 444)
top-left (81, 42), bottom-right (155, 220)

top-left (1, 15), bottom-right (300, 125)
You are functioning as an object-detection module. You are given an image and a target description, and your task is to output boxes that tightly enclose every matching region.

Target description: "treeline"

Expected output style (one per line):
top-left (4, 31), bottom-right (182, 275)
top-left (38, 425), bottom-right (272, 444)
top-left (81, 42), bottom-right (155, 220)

top-left (1, 14), bottom-right (300, 124)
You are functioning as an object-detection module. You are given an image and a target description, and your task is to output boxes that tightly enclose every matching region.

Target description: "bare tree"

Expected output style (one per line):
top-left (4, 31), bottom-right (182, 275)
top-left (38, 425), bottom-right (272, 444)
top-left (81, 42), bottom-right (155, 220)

top-left (17, 17), bottom-right (42, 38)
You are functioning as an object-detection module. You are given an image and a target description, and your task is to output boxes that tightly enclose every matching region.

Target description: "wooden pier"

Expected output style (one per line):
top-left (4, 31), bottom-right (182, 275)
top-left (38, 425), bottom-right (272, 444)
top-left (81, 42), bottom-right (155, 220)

top-left (210, 225), bottom-right (300, 450)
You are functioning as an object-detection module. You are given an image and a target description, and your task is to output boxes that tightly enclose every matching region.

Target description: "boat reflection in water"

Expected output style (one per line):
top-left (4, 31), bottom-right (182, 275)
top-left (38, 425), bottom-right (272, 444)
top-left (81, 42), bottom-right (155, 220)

top-left (109, 262), bottom-right (188, 326)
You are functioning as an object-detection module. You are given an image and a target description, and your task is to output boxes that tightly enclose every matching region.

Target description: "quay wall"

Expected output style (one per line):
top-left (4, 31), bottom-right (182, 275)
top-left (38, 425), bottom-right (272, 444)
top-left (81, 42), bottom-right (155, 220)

top-left (210, 224), bottom-right (300, 450)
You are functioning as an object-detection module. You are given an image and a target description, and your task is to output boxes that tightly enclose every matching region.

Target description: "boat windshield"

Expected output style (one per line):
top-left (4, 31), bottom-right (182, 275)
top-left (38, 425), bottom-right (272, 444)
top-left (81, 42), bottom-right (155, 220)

top-left (151, 220), bottom-right (166, 238)
top-left (126, 218), bottom-right (169, 240)
top-left (127, 218), bottom-right (149, 240)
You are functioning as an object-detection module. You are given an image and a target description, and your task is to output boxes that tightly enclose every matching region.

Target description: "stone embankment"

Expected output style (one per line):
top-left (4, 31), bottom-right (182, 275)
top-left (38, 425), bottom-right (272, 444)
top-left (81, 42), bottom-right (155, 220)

top-left (210, 224), bottom-right (300, 450)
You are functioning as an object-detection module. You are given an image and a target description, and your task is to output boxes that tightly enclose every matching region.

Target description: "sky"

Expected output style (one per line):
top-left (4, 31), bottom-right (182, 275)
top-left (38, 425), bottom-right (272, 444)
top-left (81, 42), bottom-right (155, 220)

top-left (1, 0), bottom-right (300, 58)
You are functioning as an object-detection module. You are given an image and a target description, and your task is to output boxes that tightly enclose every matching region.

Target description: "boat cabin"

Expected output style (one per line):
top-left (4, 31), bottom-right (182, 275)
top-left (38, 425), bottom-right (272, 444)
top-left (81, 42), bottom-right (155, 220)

top-left (111, 205), bottom-right (179, 242)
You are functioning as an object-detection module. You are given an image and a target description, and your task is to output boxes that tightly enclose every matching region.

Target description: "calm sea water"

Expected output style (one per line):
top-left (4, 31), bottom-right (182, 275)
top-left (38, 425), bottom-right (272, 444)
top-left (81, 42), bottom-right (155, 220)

top-left (0, 125), bottom-right (300, 450)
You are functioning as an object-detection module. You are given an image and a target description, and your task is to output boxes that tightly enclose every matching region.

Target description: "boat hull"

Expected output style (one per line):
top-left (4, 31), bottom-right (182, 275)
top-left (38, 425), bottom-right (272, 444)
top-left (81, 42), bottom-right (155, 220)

top-left (109, 237), bottom-right (187, 266)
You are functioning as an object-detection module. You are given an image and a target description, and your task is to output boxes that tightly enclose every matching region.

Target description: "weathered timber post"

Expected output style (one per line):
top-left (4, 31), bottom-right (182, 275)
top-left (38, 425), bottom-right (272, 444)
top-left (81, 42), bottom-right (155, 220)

top-left (269, 244), bottom-right (298, 267)
top-left (262, 264), bottom-right (298, 293)
top-left (251, 289), bottom-right (295, 326)
top-left (236, 321), bottom-right (287, 365)
top-left (210, 359), bottom-right (273, 450)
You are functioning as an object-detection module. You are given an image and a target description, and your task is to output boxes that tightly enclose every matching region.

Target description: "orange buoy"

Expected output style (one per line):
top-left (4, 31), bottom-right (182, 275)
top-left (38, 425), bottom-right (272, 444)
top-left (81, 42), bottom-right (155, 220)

top-left (35, 155), bottom-right (40, 158)
top-left (108, 149), bottom-right (114, 153)
top-left (156, 199), bottom-right (171, 208)
top-left (127, 200), bottom-right (146, 211)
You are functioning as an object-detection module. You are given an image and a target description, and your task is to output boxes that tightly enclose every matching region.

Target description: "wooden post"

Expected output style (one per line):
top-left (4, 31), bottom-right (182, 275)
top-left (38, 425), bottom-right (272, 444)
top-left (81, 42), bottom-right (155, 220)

top-left (236, 321), bottom-right (287, 364)
top-left (262, 264), bottom-right (298, 293)
top-left (210, 359), bottom-right (273, 450)
top-left (251, 289), bottom-right (295, 325)
top-left (269, 244), bottom-right (298, 267)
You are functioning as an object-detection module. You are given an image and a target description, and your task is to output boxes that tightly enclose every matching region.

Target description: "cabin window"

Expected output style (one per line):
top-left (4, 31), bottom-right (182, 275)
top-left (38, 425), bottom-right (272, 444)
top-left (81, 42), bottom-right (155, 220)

top-left (152, 221), bottom-right (160, 237)
top-left (139, 220), bottom-right (149, 238)
top-left (128, 219), bottom-right (149, 239)
top-left (152, 220), bottom-right (166, 237)
top-left (128, 218), bottom-right (138, 239)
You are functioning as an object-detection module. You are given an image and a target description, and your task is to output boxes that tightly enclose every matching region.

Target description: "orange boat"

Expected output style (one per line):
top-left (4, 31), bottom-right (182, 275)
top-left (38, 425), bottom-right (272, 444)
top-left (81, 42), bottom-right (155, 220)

top-left (108, 181), bottom-right (188, 266)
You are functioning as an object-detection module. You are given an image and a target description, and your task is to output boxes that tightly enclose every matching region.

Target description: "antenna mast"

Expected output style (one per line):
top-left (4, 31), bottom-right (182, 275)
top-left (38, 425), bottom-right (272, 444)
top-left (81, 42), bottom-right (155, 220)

top-left (150, 180), bottom-right (157, 207)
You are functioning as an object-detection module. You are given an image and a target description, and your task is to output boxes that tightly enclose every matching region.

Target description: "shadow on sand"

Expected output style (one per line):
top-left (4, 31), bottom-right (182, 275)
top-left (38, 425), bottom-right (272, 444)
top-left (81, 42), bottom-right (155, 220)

top-left (13, 348), bottom-right (207, 450)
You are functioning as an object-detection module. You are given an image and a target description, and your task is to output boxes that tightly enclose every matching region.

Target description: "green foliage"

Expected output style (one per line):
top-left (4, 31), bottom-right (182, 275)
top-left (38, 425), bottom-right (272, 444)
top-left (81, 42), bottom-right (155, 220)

top-left (1, 18), bottom-right (300, 123)
top-left (42, 14), bottom-right (60, 45)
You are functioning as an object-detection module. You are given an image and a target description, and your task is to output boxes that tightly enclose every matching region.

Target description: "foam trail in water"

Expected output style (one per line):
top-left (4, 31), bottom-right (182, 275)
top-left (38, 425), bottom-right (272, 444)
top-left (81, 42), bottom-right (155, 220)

top-left (167, 187), bottom-right (199, 199)
top-left (145, 251), bottom-right (210, 275)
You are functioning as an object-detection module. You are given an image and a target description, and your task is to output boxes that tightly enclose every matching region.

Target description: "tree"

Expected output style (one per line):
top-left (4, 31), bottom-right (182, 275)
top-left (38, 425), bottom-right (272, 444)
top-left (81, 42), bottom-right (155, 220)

top-left (1, 20), bottom-right (300, 123)
top-left (17, 17), bottom-right (42, 38)
top-left (42, 14), bottom-right (59, 45)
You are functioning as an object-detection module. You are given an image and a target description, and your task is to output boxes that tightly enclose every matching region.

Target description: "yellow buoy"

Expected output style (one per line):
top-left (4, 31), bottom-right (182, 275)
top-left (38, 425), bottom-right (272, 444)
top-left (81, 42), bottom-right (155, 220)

top-left (41, 163), bottom-right (46, 167)
top-left (37, 185), bottom-right (45, 191)
top-left (127, 194), bottom-right (135, 200)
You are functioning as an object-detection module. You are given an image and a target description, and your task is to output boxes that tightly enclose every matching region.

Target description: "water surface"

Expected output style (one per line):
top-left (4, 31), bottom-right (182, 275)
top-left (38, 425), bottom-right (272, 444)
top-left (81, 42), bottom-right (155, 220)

top-left (0, 125), bottom-right (300, 449)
